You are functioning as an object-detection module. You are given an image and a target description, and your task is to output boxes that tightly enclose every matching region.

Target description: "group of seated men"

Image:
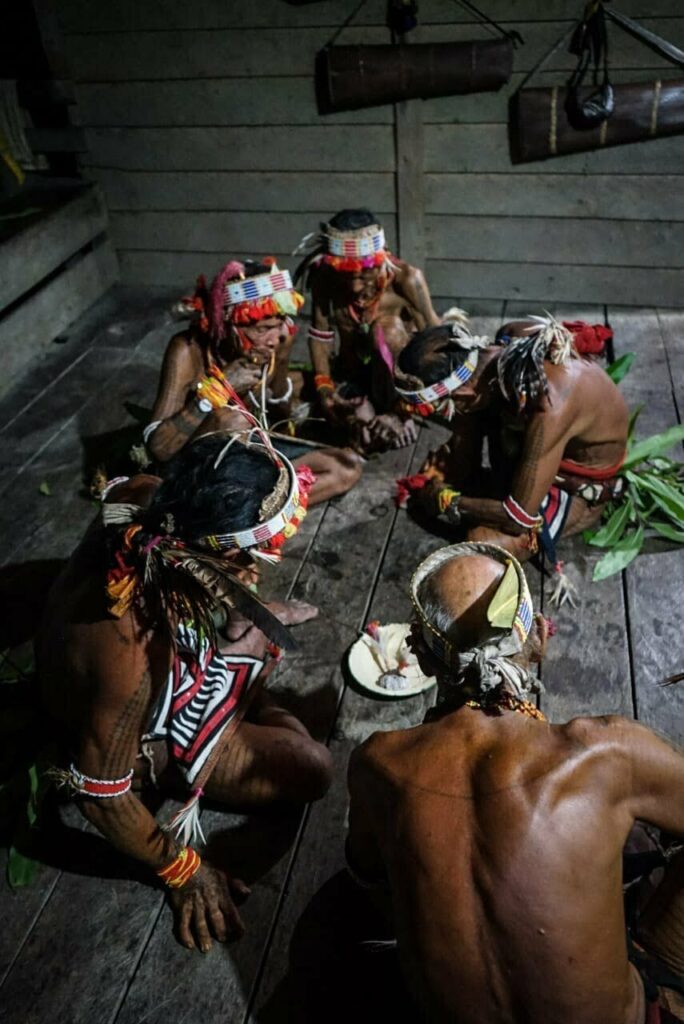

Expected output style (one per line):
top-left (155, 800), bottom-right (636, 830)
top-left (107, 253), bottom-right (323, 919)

top-left (36, 209), bottom-right (683, 1022)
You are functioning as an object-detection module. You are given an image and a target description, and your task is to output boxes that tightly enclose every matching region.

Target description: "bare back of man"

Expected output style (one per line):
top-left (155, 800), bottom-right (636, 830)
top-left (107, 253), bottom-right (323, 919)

top-left (350, 709), bottom-right (684, 1024)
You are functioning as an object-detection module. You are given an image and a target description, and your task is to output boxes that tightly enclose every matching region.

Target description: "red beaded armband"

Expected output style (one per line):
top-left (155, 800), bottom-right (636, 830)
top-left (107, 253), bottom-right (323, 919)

top-left (314, 374), bottom-right (335, 394)
top-left (503, 495), bottom-right (543, 531)
top-left (157, 847), bottom-right (202, 889)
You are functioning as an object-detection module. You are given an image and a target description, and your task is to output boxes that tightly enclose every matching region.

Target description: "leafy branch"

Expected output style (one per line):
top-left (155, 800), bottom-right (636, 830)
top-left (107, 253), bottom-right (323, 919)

top-left (586, 420), bottom-right (684, 581)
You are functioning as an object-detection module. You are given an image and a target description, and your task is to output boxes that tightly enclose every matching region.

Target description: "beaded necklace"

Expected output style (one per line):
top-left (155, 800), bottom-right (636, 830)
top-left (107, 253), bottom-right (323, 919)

top-left (465, 690), bottom-right (546, 722)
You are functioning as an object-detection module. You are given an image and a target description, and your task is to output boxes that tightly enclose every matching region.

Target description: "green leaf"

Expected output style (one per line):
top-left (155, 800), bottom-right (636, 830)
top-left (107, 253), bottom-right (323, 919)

top-left (588, 498), bottom-right (632, 548)
top-left (7, 845), bottom-right (39, 888)
top-left (624, 425), bottom-right (684, 470)
top-left (651, 520), bottom-right (684, 544)
top-left (627, 404), bottom-right (644, 443)
top-left (38, 481), bottom-right (51, 496)
top-left (592, 525), bottom-right (644, 581)
top-left (26, 764), bottom-right (40, 827)
top-left (634, 473), bottom-right (684, 522)
top-left (605, 352), bottom-right (635, 384)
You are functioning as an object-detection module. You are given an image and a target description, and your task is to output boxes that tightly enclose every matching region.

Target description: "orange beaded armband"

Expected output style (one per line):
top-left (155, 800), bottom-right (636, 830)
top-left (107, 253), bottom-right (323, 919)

top-left (314, 374), bottom-right (335, 395)
top-left (157, 847), bottom-right (201, 889)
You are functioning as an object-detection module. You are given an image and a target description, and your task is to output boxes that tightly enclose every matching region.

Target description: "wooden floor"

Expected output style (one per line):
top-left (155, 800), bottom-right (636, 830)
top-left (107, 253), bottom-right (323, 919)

top-left (1, 291), bottom-right (683, 1024)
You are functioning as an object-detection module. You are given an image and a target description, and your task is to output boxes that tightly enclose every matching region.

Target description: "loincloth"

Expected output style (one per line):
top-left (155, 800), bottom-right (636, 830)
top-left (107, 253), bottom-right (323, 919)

top-left (555, 454), bottom-right (626, 505)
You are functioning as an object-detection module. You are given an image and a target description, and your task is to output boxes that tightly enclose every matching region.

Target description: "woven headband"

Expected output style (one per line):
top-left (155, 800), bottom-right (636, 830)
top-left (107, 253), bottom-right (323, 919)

top-left (395, 350), bottom-right (480, 406)
top-left (410, 543), bottom-right (534, 670)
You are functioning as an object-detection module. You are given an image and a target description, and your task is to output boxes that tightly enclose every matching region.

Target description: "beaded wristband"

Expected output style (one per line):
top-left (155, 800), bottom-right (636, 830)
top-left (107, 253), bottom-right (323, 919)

top-left (503, 495), bottom-right (543, 531)
top-left (314, 374), bottom-right (335, 394)
top-left (157, 847), bottom-right (202, 889)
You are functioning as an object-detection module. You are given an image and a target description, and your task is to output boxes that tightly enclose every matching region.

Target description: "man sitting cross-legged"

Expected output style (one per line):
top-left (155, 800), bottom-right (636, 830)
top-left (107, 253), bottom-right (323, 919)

top-left (347, 542), bottom-right (684, 1023)
top-left (395, 317), bottom-right (628, 597)
top-left (145, 257), bottom-right (361, 504)
top-left (37, 432), bottom-right (332, 953)
top-left (294, 207), bottom-right (441, 451)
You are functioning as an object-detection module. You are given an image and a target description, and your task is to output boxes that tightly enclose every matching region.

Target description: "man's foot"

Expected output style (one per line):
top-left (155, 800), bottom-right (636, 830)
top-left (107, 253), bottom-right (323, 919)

top-left (266, 599), bottom-right (319, 626)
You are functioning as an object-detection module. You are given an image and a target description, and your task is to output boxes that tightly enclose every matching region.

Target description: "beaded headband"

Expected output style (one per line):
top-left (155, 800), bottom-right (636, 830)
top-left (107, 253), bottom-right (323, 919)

top-left (410, 543), bottom-right (534, 670)
top-left (225, 267), bottom-right (295, 306)
top-left (324, 224), bottom-right (386, 259)
top-left (395, 349), bottom-right (480, 406)
top-left (197, 430), bottom-right (313, 561)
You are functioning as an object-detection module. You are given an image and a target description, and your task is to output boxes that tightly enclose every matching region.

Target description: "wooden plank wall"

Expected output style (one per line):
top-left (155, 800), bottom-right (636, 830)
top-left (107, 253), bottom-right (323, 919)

top-left (54, 0), bottom-right (684, 309)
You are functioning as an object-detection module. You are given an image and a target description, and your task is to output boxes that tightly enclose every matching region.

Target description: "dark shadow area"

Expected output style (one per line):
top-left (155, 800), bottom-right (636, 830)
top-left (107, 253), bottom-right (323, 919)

top-left (0, 559), bottom-right (65, 649)
top-left (203, 805), bottom-right (303, 886)
top-left (79, 400), bottom-right (152, 491)
top-left (258, 869), bottom-right (415, 1024)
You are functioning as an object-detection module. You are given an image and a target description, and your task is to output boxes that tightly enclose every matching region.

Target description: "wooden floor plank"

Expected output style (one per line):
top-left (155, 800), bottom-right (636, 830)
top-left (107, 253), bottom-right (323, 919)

top-left (610, 309), bottom-right (684, 743)
top-left (5, 295), bottom-right (682, 1024)
top-left (656, 309), bottom-right (684, 422)
top-left (0, 851), bottom-right (61, 990)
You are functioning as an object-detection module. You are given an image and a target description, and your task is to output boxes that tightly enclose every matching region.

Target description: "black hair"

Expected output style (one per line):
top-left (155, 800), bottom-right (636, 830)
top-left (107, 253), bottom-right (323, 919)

top-left (328, 208), bottom-right (378, 231)
top-left (243, 259), bottom-right (275, 278)
top-left (148, 434), bottom-right (278, 543)
top-left (398, 325), bottom-right (473, 386)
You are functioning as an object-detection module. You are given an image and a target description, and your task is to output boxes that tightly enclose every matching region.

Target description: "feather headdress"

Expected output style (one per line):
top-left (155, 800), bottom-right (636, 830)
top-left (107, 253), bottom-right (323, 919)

top-left (497, 313), bottom-right (576, 411)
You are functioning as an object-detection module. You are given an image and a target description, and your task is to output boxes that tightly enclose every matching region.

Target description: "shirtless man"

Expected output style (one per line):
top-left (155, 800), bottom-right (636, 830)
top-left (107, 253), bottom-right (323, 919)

top-left (395, 316), bottom-right (628, 584)
top-left (146, 257), bottom-right (361, 505)
top-left (294, 208), bottom-right (440, 451)
top-left (347, 542), bottom-right (684, 1023)
top-left (37, 433), bottom-right (332, 953)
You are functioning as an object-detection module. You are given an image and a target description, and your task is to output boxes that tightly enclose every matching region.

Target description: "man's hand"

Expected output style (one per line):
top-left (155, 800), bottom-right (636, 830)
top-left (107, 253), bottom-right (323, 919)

top-left (224, 359), bottom-right (265, 396)
top-left (169, 862), bottom-right (250, 952)
top-left (366, 414), bottom-right (417, 451)
top-left (415, 478), bottom-right (446, 518)
top-left (320, 390), bottom-right (364, 426)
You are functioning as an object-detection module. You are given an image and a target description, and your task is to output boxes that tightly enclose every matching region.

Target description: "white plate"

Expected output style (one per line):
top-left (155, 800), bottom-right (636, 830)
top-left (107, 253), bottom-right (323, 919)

top-left (347, 623), bottom-right (436, 699)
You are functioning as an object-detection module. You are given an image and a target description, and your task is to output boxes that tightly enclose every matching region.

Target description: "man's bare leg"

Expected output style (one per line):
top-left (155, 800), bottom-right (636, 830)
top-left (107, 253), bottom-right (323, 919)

top-left (466, 524), bottom-right (533, 563)
top-left (294, 449), bottom-right (362, 505)
top-left (562, 495), bottom-right (604, 537)
top-left (202, 694), bottom-right (332, 806)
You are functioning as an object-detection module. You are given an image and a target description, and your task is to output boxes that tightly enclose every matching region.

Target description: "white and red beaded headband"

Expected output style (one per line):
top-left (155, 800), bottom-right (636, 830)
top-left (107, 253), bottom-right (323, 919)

top-left (410, 543), bottom-right (534, 669)
top-left (200, 431), bottom-right (300, 553)
top-left (324, 224), bottom-right (386, 258)
top-left (225, 267), bottom-right (295, 306)
top-left (395, 349), bottom-right (480, 406)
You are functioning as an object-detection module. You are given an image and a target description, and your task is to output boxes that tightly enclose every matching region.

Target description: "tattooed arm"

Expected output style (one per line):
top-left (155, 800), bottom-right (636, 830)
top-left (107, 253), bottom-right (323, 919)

top-left (75, 617), bottom-right (177, 867)
top-left (458, 406), bottom-right (571, 532)
top-left (78, 615), bottom-right (247, 949)
top-left (146, 333), bottom-right (211, 463)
